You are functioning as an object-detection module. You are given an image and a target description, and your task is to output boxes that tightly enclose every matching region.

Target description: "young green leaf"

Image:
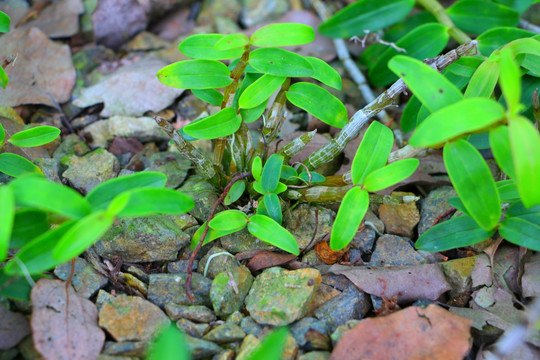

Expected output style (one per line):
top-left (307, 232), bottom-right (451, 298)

top-left (444, 139), bottom-right (501, 230)
top-left (251, 23), bottom-right (315, 47)
top-left (447, 197), bottom-right (471, 216)
top-left (10, 209), bottom-right (50, 248)
top-left (415, 215), bottom-right (495, 252)
top-left (0, 270), bottom-right (44, 301)
top-left (9, 175), bottom-right (91, 219)
top-left (383, 10), bottom-right (437, 42)
top-left (388, 56), bottom-right (463, 113)
top-left (179, 34), bottom-right (244, 60)
top-left (214, 33), bottom-right (249, 51)
top-left (209, 210), bottom-right (249, 232)
top-left (464, 59), bottom-right (500, 98)
top-left (258, 193), bottom-right (282, 225)
top-left (244, 327), bottom-right (289, 360)
top-left (113, 188), bottom-right (195, 218)
top-left (183, 107), bottom-right (242, 140)
top-left (0, 123), bottom-right (5, 143)
top-left (506, 37), bottom-right (540, 57)
top-left (494, 0), bottom-right (536, 14)
top-left (499, 217), bottom-right (540, 251)
top-left (0, 11), bottom-right (10, 33)
top-left (507, 202), bottom-right (540, 223)
top-left (305, 57), bottom-right (342, 90)
top-left (190, 222), bottom-right (240, 250)
top-left (157, 60), bottom-right (233, 90)
top-left (330, 187), bottom-right (369, 251)
top-left (400, 95), bottom-right (423, 133)
top-left (191, 89), bottom-right (223, 106)
top-left (497, 180), bottom-right (520, 203)
top-left (363, 158), bottom-right (419, 192)
top-left (298, 171), bottom-right (325, 184)
top-left (239, 75), bottom-right (286, 109)
top-left (52, 211), bottom-right (115, 263)
top-left (240, 99), bottom-right (268, 124)
top-left (224, 180), bottom-right (246, 205)
top-left (0, 67), bottom-right (7, 89)
top-left (280, 165), bottom-right (297, 182)
top-left (508, 115), bottom-right (540, 208)
top-left (261, 154), bottom-right (284, 193)
top-left (351, 121), bottom-right (393, 185)
top-left (252, 156), bottom-right (263, 181)
top-left (0, 153), bottom-right (42, 177)
top-left (233, 72), bottom-right (262, 108)
top-left (318, 0), bottom-right (415, 38)
top-left (499, 49), bottom-right (522, 115)
top-left (249, 48), bottom-right (313, 77)
top-left (8, 126), bottom-right (60, 147)
top-left (409, 98), bottom-right (506, 147)
top-left (477, 27), bottom-right (534, 56)
top-left (247, 215), bottom-right (299, 255)
top-left (286, 82), bottom-right (348, 128)
top-left (146, 325), bottom-right (191, 360)
top-left (368, 23), bottom-right (449, 87)
top-left (0, 186), bottom-right (14, 261)
top-left (447, 0), bottom-right (519, 35)
top-left (489, 126), bottom-right (515, 178)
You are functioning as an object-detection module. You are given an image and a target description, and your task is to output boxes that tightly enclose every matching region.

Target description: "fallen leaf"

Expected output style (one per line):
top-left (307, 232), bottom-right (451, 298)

top-left (330, 305), bottom-right (472, 360)
top-left (329, 263), bottom-right (451, 302)
top-left (522, 253), bottom-right (540, 298)
top-left (16, 0), bottom-right (84, 38)
top-left (108, 136), bottom-right (144, 157)
top-left (0, 304), bottom-right (31, 349)
top-left (30, 279), bottom-right (105, 360)
top-left (73, 58), bottom-right (185, 117)
top-left (246, 251), bottom-right (297, 272)
top-left (0, 27), bottom-right (76, 107)
top-left (315, 241), bottom-right (347, 265)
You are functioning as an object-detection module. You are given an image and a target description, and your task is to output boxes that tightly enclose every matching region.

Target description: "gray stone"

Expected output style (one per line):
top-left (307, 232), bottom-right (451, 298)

top-left (211, 265), bottom-right (253, 317)
top-left (198, 0), bottom-right (242, 25)
top-left (168, 260), bottom-right (198, 274)
top-left (330, 320), bottom-right (362, 347)
top-left (364, 209), bottom-right (384, 234)
top-left (302, 250), bottom-right (325, 267)
top-left (314, 286), bottom-right (370, 333)
top-left (369, 234), bottom-right (426, 266)
top-left (212, 349), bottom-right (235, 360)
top-left (95, 290), bottom-right (115, 310)
top-left (439, 256), bottom-right (478, 306)
top-left (198, 247), bottom-right (240, 280)
top-left (165, 303), bottom-right (216, 323)
top-left (203, 322), bottom-right (245, 344)
top-left (54, 257), bottom-right (108, 298)
top-left (142, 151), bottom-right (191, 189)
top-left (179, 175), bottom-right (222, 222)
top-left (418, 186), bottom-right (457, 236)
top-left (290, 317), bottom-right (330, 351)
top-left (283, 204), bottom-right (335, 250)
top-left (185, 334), bottom-right (223, 359)
top-left (378, 191), bottom-right (420, 238)
top-left (298, 351), bottom-right (331, 360)
top-left (148, 273), bottom-right (212, 308)
top-left (225, 311), bottom-right (244, 325)
top-left (62, 148), bottom-right (119, 194)
top-left (95, 215), bottom-right (190, 262)
top-left (52, 134), bottom-right (90, 161)
top-left (176, 318), bottom-right (210, 338)
top-left (34, 158), bottom-right (62, 182)
top-left (240, 0), bottom-right (289, 27)
top-left (240, 317), bottom-right (264, 337)
top-left (220, 228), bottom-right (273, 253)
top-left (236, 335), bottom-right (259, 360)
top-left (350, 228), bottom-right (376, 253)
top-left (102, 341), bottom-right (146, 357)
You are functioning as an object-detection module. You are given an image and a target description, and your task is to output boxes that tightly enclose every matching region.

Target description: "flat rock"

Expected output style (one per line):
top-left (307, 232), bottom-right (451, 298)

top-left (283, 204), bottom-right (335, 250)
top-left (350, 228), bottom-right (376, 253)
top-left (290, 317), bottom-right (330, 351)
top-left (165, 304), bottom-right (216, 323)
top-left (185, 334), bottom-right (222, 359)
top-left (203, 322), bottom-right (245, 344)
top-left (176, 318), bottom-right (210, 338)
top-left (369, 234), bottom-right (426, 266)
top-left (314, 286), bottom-right (370, 333)
top-left (98, 295), bottom-right (170, 342)
top-left (142, 151), bottom-right (191, 189)
top-left (240, 316), bottom-right (264, 337)
top-left (54, 257), bottom-right (108, 298)
top-left (378, 191), bottom-right (420, 238)
top-left (148, 273), bottom-right (212, 308)
top-left (198, 247), bottom-right (240, 280)
top-left (211, 265), bottom-right (253, 317)
top-left (240, 0), bottom-right (289, 27)
top-left (102, 341), bottom-right (146, 357)
top-left (298, 351), bottom-right (331, 360)
top-left (418, 186), bottom-right (457, 236)
top-left (62, 149), bottom-right (119, 194)
top-left (179, 175), bottom-right (222, 222)
top-left (245, 267), bottom-right (321, 326)
top-left (439, 256), bottom-right (478, 306)
top-left (220, 228), bottom-right (274, 253)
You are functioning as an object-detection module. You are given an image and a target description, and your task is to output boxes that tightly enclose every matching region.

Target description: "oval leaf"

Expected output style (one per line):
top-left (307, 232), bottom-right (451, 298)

top-left (499, 49), bottom-right (521, 115)
top-left (489, 125), bottom-right (515, 178)
top-left (251, 23), bottom-right (315, 47)
top-left (409, 98), bottom-right (506, 147)
top-left (0, 123), bottom-right (5, 143)
top-left (8, 126), bottom-right (60, 148)
top-left (183, 107), bottom-right (242, 139)
top-left (240, 99), bottom-right (267, 124)
top-left (258, 193), bottom-right (282, 225)
top-left (179, 34), bottom-right (244, 60)
top-left (305, 57), bottom-right (342, 90)
top-left (444, 139), bottom-right (501, 230)
top-left (330, 187), bottom-right (369, 251)
top-left (0, 186), bottom-right (14, 261)
top-left (318, 0), bottom-right (415, 38)
top-left (464, 59), bottom-right (500, 98)
top-left (0, 153), bottom-right (42, 177)
top-left (447, 0), bottom-right (519, 35)
top-left (252, 156), bottom-right (263, 181)
top-left (261, 154), bottom-right (284, 193)
top-left (192, 89), bottom-right (223, 106)
top-left (114, 188), bottom-right (195, 217)
top-left (363, 158), bottom-right (419, 192)
top-left (157, 60), bottom-right (233, 90)
top-left (499, 217), bottom-right (540, 251)
top-left (477, 27), bottom-right (534, 56)
top-left (214, 33), bottom-right (249, 51)
top-left (0, 66), bottom-right (7, 89)
top-left (190, 222), bottom-right (240, 250)
top-left (286, 82), bottom-right (347, 128)
top-left (351, 121), bottom-right (393, 185)
top-left (209, 210), bottom-right (249, 232)
top-left (239, 75), bottom-right (286, 109)
top-left (10, 209), bottom-right (50, 248)
top-left (0, 10), bottom-right (10, 33)
top-left (249, 48), bottom-right (313, 77)
top-left (224, 180), bottom-right (246, 205)
top-left (247, 215), bottom-right (299, 255)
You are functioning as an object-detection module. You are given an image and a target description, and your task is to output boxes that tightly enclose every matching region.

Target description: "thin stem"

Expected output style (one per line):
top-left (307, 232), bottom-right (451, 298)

top-left (286, 185), bottom-right (419, 204)
top-left (417, 0), bottom-right (471, 44)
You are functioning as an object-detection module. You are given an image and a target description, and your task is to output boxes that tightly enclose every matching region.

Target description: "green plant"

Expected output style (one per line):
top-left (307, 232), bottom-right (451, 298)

top-left (0, 10), bottom-right (10, 89)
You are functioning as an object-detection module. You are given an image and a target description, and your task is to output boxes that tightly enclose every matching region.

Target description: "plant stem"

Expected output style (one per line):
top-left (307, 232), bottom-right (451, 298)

top-left (286, 185), bottom-right (419, 204)
top-left (303, 40), bottom-right (478, 170)
top-left (278, 130), bottom-right (317, 163)
top-left (417, 0), bottom-right (471, 44)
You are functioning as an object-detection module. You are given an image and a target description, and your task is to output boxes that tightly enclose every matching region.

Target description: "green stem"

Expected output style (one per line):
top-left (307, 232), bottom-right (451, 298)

top-left (286, 185), bottom-right (419, 205)
top-left (417, 0), bottom-right (471, 44)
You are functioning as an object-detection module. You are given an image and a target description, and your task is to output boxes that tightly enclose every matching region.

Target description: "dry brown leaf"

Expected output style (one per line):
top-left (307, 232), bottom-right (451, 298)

top-left (16, 0), bottom-right (84, 38)
top-left (0, 27), bottom-right (76, 107)
top-left (329, 263), bottom-right (451, 302)
top-left (30, 279), bottom-right (105, 360)
top-left (315, 241), bottom-right (347, 264)
top-left (246, 251), bottom-right (297, 272)
top-left (0, 304), bottom-right (31, 349)
top-left (330, 304), bottom-right (472, 360)
top-left (522, 253), bottom-right (540, 298)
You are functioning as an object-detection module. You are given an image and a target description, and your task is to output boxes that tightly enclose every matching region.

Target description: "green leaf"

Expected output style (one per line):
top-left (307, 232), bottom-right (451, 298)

top-left (280, 165), bottom-right (297, 182)
top-left (239, 75), bottom-right (286, 109)
top-left (252, 156), bottom-right (262, 181)
top-left (497, 180), bottom-right (520, 203)
top-left (249, 48), bottom-right (313, 77)
top-left (233, 72), bottom-right (262, 108)
top-left (368, 23), bottom-right (449, 87)
top-left (521, 54), bottom-right (540, 76)
top-left (10, 175), bottom-right (91, 219)
top-left (261, 154), bottom-right (284, 193)
top-left (318, 0), bottom-right (415, 38)
top-left (286, 82), bottom-right (347, 128)
top-left (8, 126), bottom-right (60, 147)
top-left (247, 215), bottom-right (299, 255)
top-left (298, 171), bottom-right (325, 184)
top-left (388, 56), bottom-right (463, 113)
top-left (240, 99), bottom-right (267, 124)
top-left (477, 27), bottom-right (534, 56)
top-left (183, 107), bottom-right (242, 140)
top-left (113, 188), bottom-right (195, 217)
top-left (506, 37), bottom-right (540, 57)
top-left (4, 220), bottom-right (77, 276)
top-left (179, 34), bottom-right (244, 60)
top-left (146, 325), bottom-right (192, 360)
top-left (499, 217), bottom-right (540, 250)
top-left (409, 98), bottom-right (506, 147)
top-left (224, 180), bottom-right (246, 205)
top-left (10, 209), bottom-right (50, 248)
top-left (0, 11), bottom-right (10, 33)
top-left (507, 201), bottom-right (540, 223)
top-left (415, 216), bottom-right (495, 251)
top-left (190, 222), bottom-right (239, 250)
top-left (499, 49), bottom-right (522, 115)
top-left (0, 186), bottom-right (14, 261)
top-left (447, 0), bottom-right (519, 35)
top-left (214, 33), bottom-right (249, 51)
top-left (86, 172), bottom-right (167, 211)
top-left (157, 60), bottom-right (233, 90)
top-left (244, 327), bottom-right (289, 360)
top-left (330, 187), bottom-right (369, 251)
top-left (351, 121), bottom-right (393, 185)
top-left (493, 0), bottom-right (536, 14)
top-left (447, 196), bottom-right (470, 216)
top-left (0, 153), bottom-right (42, 177)
top-left (0, 66), bottom-right (8, 89)
top-left (401, 95), bottom-right (423, 133)
top-left (489, 126), bottom-right (515, 178)
top-left (363, 158), bottom-right (419, 192)
top-left (443, 139), bottom-right (501, 230)
top-left (191, 89), bottom-right (223, 106)
top-left (258, 193), bottom-right (282, 225)
top-left (383, 11), bottom-right (437, 43)
top-left (53, 211), bottom-right (115, 263)
top-left (0, 123), bottom-right (5, 143)
top-left (0, 269), bottom-right (43, 301)
top-left (465, 59), bottom-right (500, 98)
top-left (305, 57), bottom-right (342, 90)
top-left (209, 210), bottom-right (249, 232)
top-left (251, 23), bottom-right (315, 47)
top-left (508, 115), bottom-right (540, 208)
